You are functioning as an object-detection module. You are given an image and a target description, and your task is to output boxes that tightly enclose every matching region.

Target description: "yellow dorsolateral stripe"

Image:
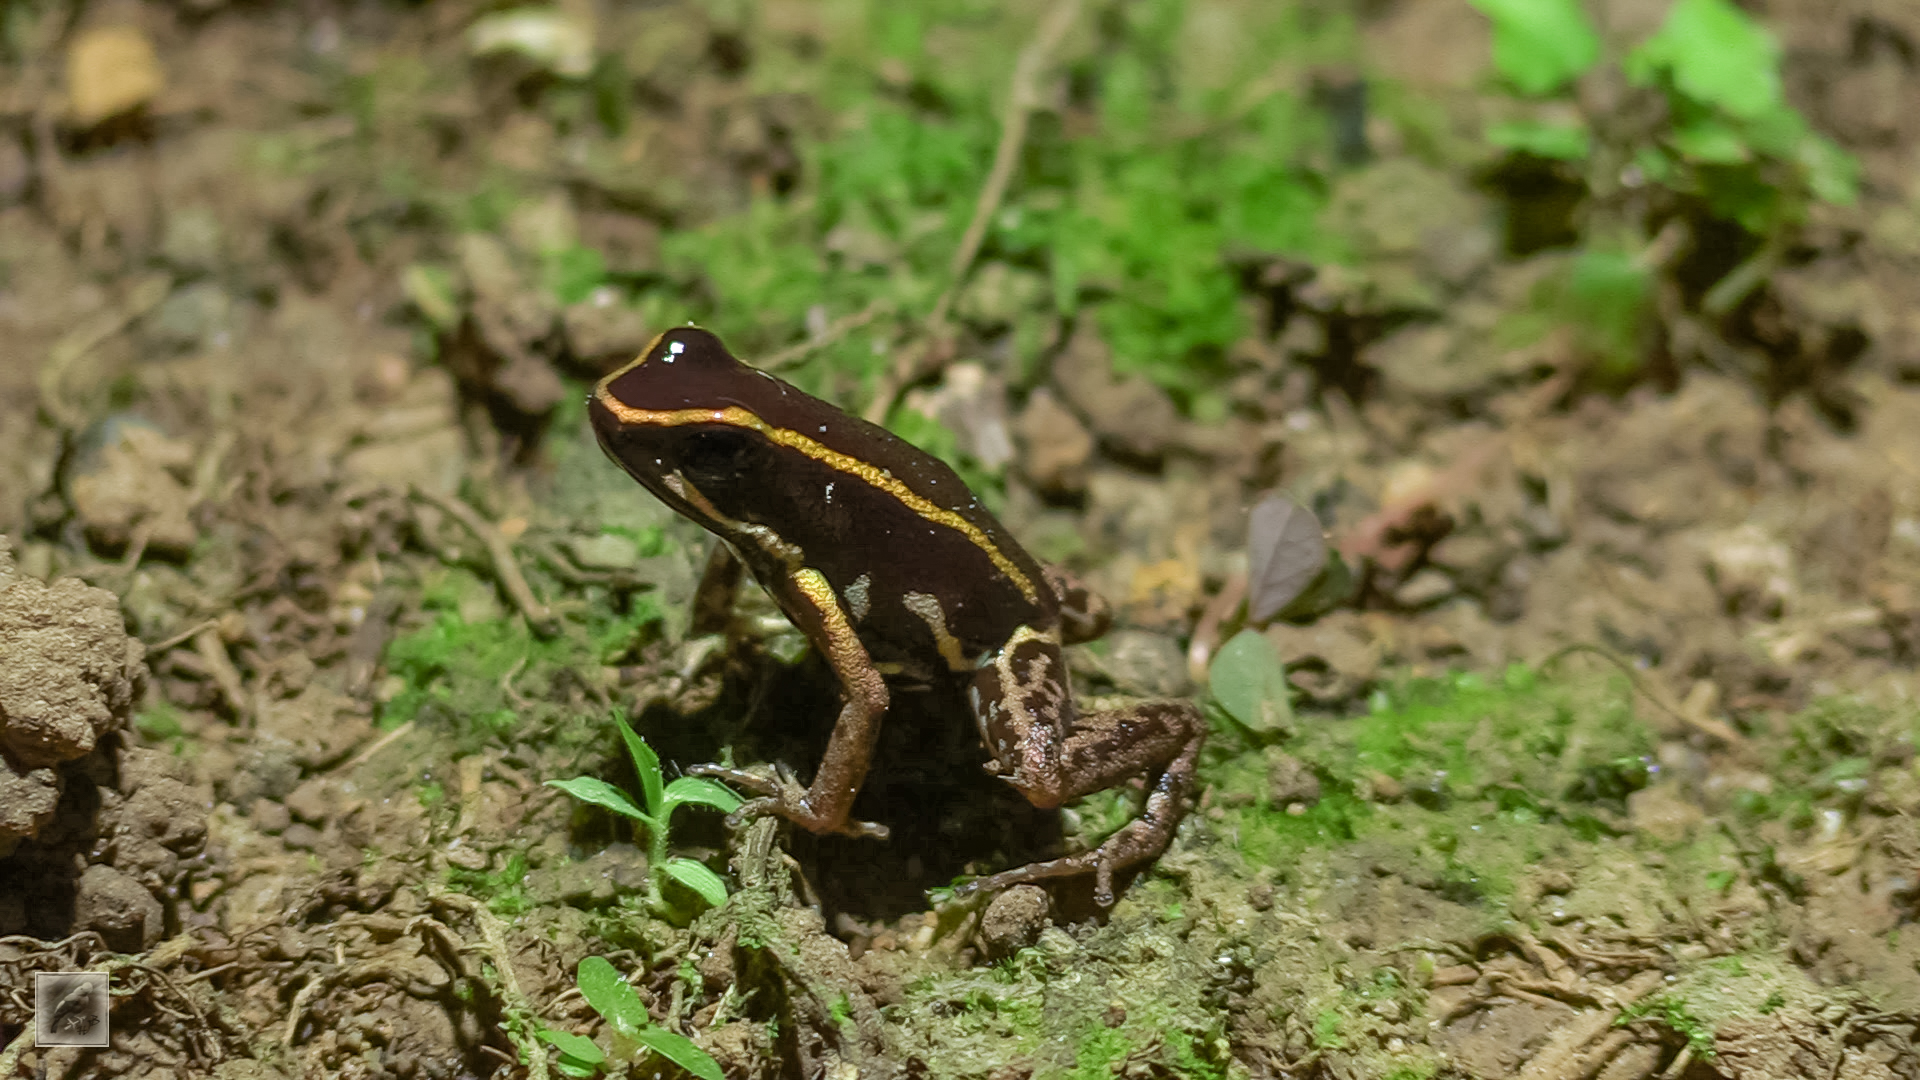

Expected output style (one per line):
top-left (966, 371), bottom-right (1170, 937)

top-left (596, 388), bottom-right (1040, 604)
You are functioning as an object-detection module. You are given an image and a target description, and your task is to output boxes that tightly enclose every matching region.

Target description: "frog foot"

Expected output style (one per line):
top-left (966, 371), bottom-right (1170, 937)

top-left (952, 814), bottom-right (1170, 907)
top-left (687, 763), bottom-right (891, 840)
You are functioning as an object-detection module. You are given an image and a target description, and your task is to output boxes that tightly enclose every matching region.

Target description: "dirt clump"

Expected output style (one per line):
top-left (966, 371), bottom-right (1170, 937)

top-left (0, 535), bottom-right (145, 848)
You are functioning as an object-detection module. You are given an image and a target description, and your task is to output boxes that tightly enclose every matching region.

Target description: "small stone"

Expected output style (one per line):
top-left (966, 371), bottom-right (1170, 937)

top-left (282, 777), bottom-right (334, 825)
top-left (1052, 327), bottom-right (1180, 460)
top-left (249, 798), bottom-right (290, 835)
top-left (1394, 568), bottom-right (1455, 608)
top-left (525, 853), bottom-right (621, 906)
top-left (1013, 387), bottom-right (1094, 495)
top-left (443, 843), bottom-right (489, 871)
top-left (1094, 629), bottom-right (1193, 698)
top-left (568, 533), bottom-right (642, 570)
top-left (148, 281), bottom-right (233, 352)
top-left (74, 864), bottom-right (163, 952)
top-left (67, 418), bottom-right (199, 556)
top-left (978, 885), bottom-right (1050, 959)
top-left (563, 296), bottom-right (652, 371)
top-left (1264, 749), bottom-right (1322, 807)
top-left (160, 206), bottom-right (224, 271)
top-left (338, 428), bottom-right (466, 498)
top-left (281, 823), bottom-right (323, 850)
top-left (1360, 771), bottom-right (1404, 803)
top-left (1627, 784), bottom-right (1704, 844)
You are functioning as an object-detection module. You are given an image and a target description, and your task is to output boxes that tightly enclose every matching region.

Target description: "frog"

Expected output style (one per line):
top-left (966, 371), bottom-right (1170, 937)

top-left (588, 326), bottom-right (1205, 906)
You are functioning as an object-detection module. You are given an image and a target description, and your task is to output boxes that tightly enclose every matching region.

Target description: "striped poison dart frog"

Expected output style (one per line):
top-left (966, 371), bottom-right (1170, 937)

top-left (588, 326), bottom-right (1204, 905)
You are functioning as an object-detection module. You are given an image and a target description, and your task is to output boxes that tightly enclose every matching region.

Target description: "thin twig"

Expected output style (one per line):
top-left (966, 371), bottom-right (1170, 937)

top-left (147, 617), bottom-right (219, 654)
top-left (934, 0), bottom-right (1079, 328)
top-left (428, 891), bottom-right (550, 1080)
top-left (282, 972), bottom-right (328, 1048)
top-left (1538, 643), bottom-right (1758, 761)
top-left (1187, 572), bottom-right (1248, 685)
top-left (194, 625), bottom-right (249, 718)
top-left (342, 720), bottom-right (415, 772)
top-left (38, 274), bottom-right (172, 430)
top-left (760, 299), bottom-right (891, 371)
top-left (863, 0), bottom-right (1081, 424)
top-left (410, 485), bottom-right (555, 634)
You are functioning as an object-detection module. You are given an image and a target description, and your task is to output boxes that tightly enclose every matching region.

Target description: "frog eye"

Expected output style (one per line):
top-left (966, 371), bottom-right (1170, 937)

top-left (649, 326), bottom-right (729, 367)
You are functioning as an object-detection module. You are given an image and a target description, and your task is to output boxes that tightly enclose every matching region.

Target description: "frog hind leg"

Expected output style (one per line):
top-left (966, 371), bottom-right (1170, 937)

top-left (961, 627), bottom-right (1205, 906)
top-left (690, 566), bottom-right (891, 840)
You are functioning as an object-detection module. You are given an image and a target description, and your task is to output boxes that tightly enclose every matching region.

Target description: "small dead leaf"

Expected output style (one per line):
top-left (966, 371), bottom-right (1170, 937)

top-left (1246, 493), bottom-right (1327, 623)
top-left (68, 26), bottom-right (164, 128)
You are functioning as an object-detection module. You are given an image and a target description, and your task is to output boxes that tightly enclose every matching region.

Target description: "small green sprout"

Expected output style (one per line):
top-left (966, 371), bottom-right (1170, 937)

top-left (536, 956), bottom-right (723, 1080)
top-left (546, 722), bottom-right (742, 914)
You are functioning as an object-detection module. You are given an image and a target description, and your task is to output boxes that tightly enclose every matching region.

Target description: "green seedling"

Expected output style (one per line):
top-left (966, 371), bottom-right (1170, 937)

top-left (536, 956), bottom-right (723, 1080)
top-left (1473, 0), bottom-right (1859, 375)
top-left (546, 723), bottom-right (742, 915)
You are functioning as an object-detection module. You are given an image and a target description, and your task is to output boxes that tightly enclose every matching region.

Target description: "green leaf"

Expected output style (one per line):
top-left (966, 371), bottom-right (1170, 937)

top-left (1487, 119), bottom-right (1591, 161)
top-left (1800, 134), bottom-right (1860, 207)
top-left (1468, 0), bottom-right (1600, 97)
top-left (661, 777), bottom-right (743, 818)
top-left (401, 263), bottom-right (460, 331)
top-left (633, 1027), bottom-right (725, 1080)
top-left (545, 777), bottom-right (648, 823)
top-left (1208, 629), bottom-right (1293, 733)
top-left (661, 858), bottom-right (731, 908)
top-left (1625, 0), bottom-right (1781, 119)
top-left (1668, 117), bottom-right (1750, 163)
top-left (536, 1029), bottom-right (606, 1067)
top-left (618, 724), bottom-right (666, 819)
top-left (544, 244), bottom-right (606, 306)
top-left (1559, 249), bottom-right (1652, 377)
top-left (576, 957), bottom-right (651, 1040)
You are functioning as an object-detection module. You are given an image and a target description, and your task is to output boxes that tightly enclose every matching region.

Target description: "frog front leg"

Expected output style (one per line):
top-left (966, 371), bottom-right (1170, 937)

top-left (689, 566), bottom-right (891, 840)
top-left (1044, 564), bottom-right (1112, 645)
top-left (959, 625), bottom-right (1206, 906)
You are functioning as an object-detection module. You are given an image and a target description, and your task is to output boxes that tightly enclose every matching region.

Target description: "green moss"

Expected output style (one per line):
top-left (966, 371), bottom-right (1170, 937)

top-left (1281, 667), bottom-right (1656, 823)
top-left (649, 0), bottom-right (1347, 416)
top-left (134, 702), bottom-right (186, 743)
top-left (1619, 993), bottom-right (1714, 1058)
top-left (448, 850), bottom-right (532, 916)
top-left (1311, 1008), bottom-right (1344, 1049)
top-left (379, 566), bottom-right (665, 744)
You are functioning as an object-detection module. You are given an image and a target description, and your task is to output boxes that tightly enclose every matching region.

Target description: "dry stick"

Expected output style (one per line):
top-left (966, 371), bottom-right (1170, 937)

top-left (1186, 571), bottom-right (1248, 686)
top-left (147, 618), bottom-right (220, 655)
top-left (281, 972), bottom-right (329, 1048)
top-left (761, 299), bottom-right (891, 371)
top-left (37, 274), bottom-right (172, 430)
top-left (933, 0), bottom-right (1080, 327)
top-left (342, 720), bottom-right (416, 772)
top-left (1537, 642), bottom-right (1759, 761)
top-left (1512, 969), bottom-right (1666, 1080)
top-left (410, 485), bottom-right (555, 633)
top-left (428, 891), bottom-right (551, 1080)
top-left (194, 625), bottom-right (249, 719)
top-left (862, 0), bottom-right (1082, 425)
